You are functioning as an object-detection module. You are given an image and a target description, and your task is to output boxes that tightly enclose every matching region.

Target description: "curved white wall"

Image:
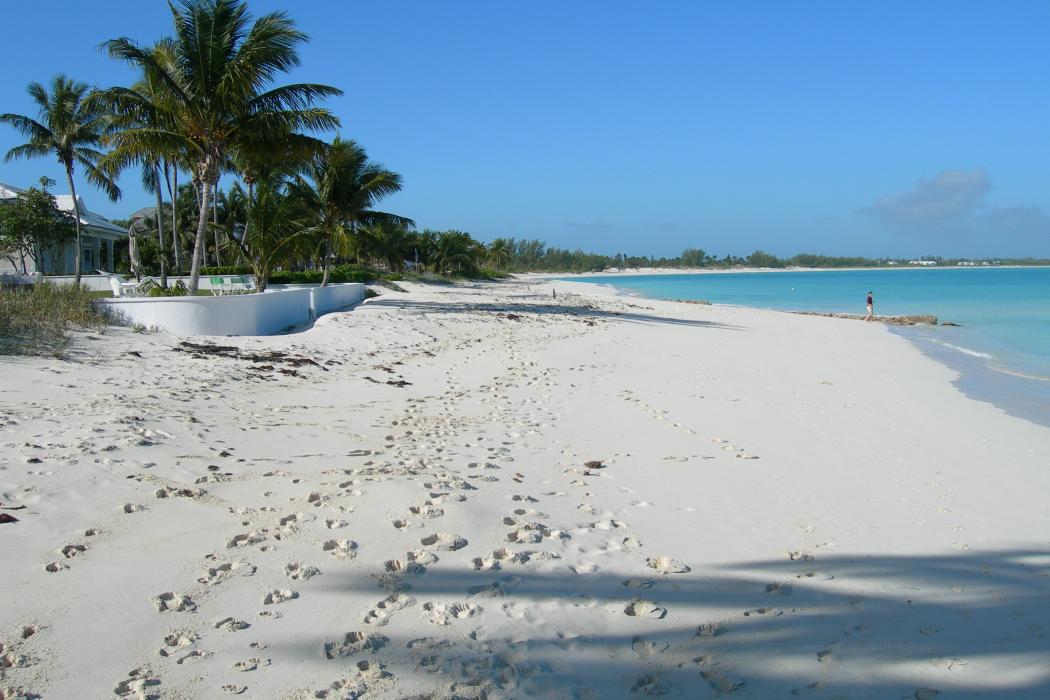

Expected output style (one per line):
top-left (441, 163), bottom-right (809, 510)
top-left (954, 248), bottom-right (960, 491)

top-left (96, 283), bottom-right (366, 336)
top-left (311, 283), bottom-right (365, 316)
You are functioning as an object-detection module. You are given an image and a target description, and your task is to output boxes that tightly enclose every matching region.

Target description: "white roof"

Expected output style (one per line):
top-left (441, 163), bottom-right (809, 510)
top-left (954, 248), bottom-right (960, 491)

top-left (0, 181), bottom-right (125, 235)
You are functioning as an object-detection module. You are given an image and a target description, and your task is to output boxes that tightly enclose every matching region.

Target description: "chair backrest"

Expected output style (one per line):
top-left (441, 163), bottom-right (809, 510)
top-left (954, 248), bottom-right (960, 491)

top-left (210, 276), bottom-right (224, 286)
top-left (109, 277), bottom-right (122, 297)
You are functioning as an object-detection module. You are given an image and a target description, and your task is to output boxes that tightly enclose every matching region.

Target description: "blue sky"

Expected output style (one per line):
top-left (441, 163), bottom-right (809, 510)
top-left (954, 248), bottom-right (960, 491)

top-left (2, 1), bottom-right (1048, 258)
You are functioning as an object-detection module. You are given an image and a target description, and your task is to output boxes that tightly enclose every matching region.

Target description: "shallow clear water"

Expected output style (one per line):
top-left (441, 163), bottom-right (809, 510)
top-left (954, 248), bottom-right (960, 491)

top-left (563, 268), bottom-right (1050, 425)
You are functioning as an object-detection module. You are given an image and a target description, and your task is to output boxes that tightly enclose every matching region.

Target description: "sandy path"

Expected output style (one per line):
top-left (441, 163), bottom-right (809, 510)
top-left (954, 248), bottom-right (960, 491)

top-left (2, 279), bottom-right (1048, 699)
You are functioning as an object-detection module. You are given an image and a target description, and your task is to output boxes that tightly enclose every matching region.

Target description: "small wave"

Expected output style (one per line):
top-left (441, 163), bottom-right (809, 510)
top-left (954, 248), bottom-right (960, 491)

top-left (986, 364), bottom-right (1050, 382)
top-left (927, 339), bottom-right (994, 359)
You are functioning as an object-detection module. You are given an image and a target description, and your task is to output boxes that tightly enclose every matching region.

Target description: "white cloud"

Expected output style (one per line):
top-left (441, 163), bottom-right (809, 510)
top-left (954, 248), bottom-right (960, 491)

top-left (862, 168), bottom-right (991, 229)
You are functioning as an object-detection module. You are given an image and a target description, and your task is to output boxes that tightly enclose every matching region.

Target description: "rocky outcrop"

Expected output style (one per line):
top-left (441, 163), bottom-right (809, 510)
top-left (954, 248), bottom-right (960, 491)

top-left (792, 311), bottom-right (944, 326)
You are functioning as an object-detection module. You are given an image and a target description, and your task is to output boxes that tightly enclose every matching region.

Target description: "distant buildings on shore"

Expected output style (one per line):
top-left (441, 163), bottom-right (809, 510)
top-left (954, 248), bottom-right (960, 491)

top-left (888, 259), bottom-right (1002, 267)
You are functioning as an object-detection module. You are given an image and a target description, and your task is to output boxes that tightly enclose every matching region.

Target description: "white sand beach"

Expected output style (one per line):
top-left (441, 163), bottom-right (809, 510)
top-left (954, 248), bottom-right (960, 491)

top-left (2, 278), bottom-right (1049, 699)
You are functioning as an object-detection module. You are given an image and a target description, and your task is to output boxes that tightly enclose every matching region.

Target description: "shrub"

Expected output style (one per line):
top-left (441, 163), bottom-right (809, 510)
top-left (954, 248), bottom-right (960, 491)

top-left (267, 265), bottom-right (378, 285)
top-left (147, 280), bottom-right (190, 297)
top-left (0, 282), bottom-right (108, 357)
top-left (201, 265), bottom-right (251, 275)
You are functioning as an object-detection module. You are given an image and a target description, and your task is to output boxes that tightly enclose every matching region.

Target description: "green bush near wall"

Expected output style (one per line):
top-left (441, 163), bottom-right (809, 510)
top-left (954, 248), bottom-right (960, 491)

top-left (200, 266), bottom-right (252, 275)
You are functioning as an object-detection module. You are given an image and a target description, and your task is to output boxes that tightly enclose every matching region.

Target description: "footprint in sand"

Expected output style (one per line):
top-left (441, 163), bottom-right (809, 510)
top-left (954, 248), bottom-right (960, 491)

top-left (625, 599), bottom-right (667, 620)
top-left (200, 560), bottom-right (256, 586)
top-left (153, 592), bottom-right (196, 613)
top-left (114, 668), bottom-right (160, 698)
top-left (284, 562), bottom-right (321, 580)
top-left (700, 670), bottom-right (745, 693)
top-left (323, 631), bottom-right (389, 659)
top-left (1, 650), bottom-right (34, 669)
top-left (262, 589), bottom-right (298, 605)
top-left (233, 657), bottom-right (268, 672)
top-left (572, 562), bottom-right (600, 575)
top-left (646, 556), bottom-right (691, 574)
top-left (322, 539), bottom-right (358, 559)
top-left (226, 531), bottom-right (266, 549)
top-left (695, 621), bottom-right (725, 638)
top-left (631, 636), bottom-right (670, 659)
top-left (420, 533), bottom-right (468, 551)
top-left (423, 601), bottom-right (481, 625)
top-left (471, 556), bottom-right (501, 571)
top-left (409, 504), bottom-right (445, 519)
top-left (214, 617), bottom-right (251, 632)
top-left (364, 593), bottom-right (416, 626)
top-left (58, 543), bottom-right (87, 558)
top-left (406, 549), bottom-right (439, 565)
top-left (160, 631), bottom-right (200, 655)
top-left (631, 674), bottom-right (672, 695)
top-left (176, 649), bottom-right (211, 664)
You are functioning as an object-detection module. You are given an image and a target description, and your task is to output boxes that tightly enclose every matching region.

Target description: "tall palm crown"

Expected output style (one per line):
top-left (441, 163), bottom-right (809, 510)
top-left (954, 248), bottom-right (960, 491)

top-left (1, 75), bottom-right (120, 282)
top-left (101, 0), bottom-right (341, 292)
top-left (487, 237), bottom-right (512, 270)
top-left (100, 40), bottom-right (183, 285)
top-left (289, 137), bottom-right (413, 285)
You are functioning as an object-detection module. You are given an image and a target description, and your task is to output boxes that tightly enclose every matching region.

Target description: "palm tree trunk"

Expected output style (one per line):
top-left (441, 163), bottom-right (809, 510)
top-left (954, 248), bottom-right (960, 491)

top-left (188, 175), bottom-right (212, 294)
top-left (64, 166), bottom-right (82, 284)
top-left (321, 231), bottom-right (332, 287)
top-left (166, 161), bottom-right (182, 273)
top-left (154, 162), bottom-right (167, 287)
top-left (242, 179), bottom-right (253, 259)
top-left (212, 178), bottom-right (221, 267)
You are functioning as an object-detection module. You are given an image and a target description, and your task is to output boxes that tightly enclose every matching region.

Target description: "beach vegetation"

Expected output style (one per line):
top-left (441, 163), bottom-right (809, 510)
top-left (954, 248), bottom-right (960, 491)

top-left (0, 281), bottom-right (107, 356)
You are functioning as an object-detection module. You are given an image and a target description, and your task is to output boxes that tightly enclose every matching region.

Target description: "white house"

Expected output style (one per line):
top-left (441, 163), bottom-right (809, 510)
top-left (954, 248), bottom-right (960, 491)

top-left (0, 181), bottom-right (128, 275)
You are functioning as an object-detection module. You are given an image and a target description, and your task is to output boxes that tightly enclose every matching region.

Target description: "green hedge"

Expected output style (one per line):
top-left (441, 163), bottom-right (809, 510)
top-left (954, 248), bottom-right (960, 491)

top-left (200, 265), bottom-right (252, 275)
top-left (268, 266), bottom-right (386, 285)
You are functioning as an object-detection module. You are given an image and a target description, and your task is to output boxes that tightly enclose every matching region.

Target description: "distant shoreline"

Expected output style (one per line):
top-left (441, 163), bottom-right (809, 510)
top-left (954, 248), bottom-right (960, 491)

top-left (519, 264), bottom-right (1050, 279)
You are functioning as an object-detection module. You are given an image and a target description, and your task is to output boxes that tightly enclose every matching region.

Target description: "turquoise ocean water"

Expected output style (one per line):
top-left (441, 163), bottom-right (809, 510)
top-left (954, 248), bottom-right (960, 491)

top-left (562, 268), bottom-right (1050, 426)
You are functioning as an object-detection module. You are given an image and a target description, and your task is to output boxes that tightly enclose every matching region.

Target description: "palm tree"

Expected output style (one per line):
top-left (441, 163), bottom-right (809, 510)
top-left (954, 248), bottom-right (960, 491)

top-left (434, 230), bottom-right (483, 276)
top-left (359, 221), bottom-right (416, 271)
top-left (289, 137), bottom-right (413, 286)
top-left (98, 40), bottom-right (182, 286)
top-left (230, 127), bottom-right (326, 265)
top-left (102, 0), bottom-right (341, 293)
top-left (237, 176), bottom-right (312, 291)
top-left (1, 75), bottom-right (120, 283)
top-left (487, 238), bottom-right (512, 271)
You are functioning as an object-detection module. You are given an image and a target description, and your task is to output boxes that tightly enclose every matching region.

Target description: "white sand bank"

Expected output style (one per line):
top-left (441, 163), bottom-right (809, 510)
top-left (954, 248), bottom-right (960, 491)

top-left (2, 278), bottom-right (1048, 699)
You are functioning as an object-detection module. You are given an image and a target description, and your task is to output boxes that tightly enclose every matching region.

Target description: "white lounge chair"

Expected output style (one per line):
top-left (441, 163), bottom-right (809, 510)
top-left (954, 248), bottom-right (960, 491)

top-left (102, 272), bottom-right (158, 298)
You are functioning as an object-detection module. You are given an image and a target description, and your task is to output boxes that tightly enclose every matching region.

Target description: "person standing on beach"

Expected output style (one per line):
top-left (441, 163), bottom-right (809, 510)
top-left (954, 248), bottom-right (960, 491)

top-left (865, 291), bottom-right (874, 321)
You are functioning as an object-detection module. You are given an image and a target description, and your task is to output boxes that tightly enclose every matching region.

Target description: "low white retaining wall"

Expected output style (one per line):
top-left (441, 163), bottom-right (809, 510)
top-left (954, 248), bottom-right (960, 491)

top-left (98, 288), bottom-right (312, 336)
top-left (310, 283), bottom-right (365, 316)
top-left (46, 274), bottom-right (113, 292)
top-left (94, 283), bottom-right (365, 336)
